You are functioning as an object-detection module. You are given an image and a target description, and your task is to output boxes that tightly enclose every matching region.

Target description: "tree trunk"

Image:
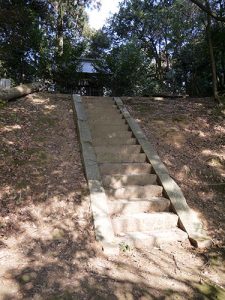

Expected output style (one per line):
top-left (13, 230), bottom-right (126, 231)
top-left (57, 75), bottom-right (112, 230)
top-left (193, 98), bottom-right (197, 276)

top-left (56, 2), bottom-right (64, 58)
top-left (0, 83), bottom-right (42, 102)
top-left (206, 3), bottom-right (221, 104)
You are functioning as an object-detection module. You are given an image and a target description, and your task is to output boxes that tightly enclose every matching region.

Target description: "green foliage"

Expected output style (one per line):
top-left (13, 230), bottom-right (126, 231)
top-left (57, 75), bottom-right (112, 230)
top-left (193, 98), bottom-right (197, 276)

top-left (0, 100), bottom-right (7, 109)
top-left (0, 0), bottom-right (97, 86)
top-left (106, 42), bottom-right (153, 96)
top-left (195, 281), bottom-right (225, 300)
top-left (53, 39), bottom-right (86, 92)
top-left (0, 0), bottom-right (47, 83)
top-left (89, 30), bottom-right (111, 58)
top-left (1, 0), bottom-right (225, 97)
top-left (88, 0), bottom-right (225, 97)
top-left (119, 242), bottom-right (131, 252)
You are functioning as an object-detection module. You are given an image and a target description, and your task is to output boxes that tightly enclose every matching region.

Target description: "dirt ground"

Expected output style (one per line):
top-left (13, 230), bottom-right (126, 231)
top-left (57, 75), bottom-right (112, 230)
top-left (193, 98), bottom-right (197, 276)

top-left (123, 97), bottom-right (225, 246)
top-left (0, 93), bottom-right (225, 299)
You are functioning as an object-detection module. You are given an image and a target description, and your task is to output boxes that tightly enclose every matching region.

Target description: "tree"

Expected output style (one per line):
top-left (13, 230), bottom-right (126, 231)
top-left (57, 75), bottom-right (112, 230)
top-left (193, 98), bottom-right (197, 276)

top-left (106, 42), bottom-right (152, 96)
top-left (190, 0), bottom-right (225, 22)
top-left (0, 0), bottom-right (99, 88)
top-left (0, 0), bottom-right (49, 83)
top-left (89, 30), bottom-right (110, 58)
top-left (93, 0), bottom-right (225, 99)
top-left (100, 0), bottom-right (205, 95)
top-left (205, 1), bottom-right (219, 103)
top-left (189, 0), bottom-right (224, 103)
top-left (50, 0), bottom-right (100, 59)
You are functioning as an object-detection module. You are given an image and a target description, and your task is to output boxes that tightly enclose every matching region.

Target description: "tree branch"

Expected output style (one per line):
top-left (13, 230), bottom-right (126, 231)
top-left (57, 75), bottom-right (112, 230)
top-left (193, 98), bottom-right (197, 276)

top-left (189, 0), bottom-right (225, 22)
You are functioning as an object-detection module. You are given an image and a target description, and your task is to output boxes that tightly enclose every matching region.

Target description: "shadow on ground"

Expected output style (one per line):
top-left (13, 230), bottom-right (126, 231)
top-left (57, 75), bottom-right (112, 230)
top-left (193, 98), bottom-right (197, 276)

top-left (0, 94), bottom-right (224, 299)
top-left (124, 97), bottom-right (225, 246)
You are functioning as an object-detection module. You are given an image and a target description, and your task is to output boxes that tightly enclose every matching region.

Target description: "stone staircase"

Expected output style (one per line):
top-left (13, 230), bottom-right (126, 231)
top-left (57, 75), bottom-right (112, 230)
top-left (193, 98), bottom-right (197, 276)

top-left (83, 97), bottom-right (188, 248)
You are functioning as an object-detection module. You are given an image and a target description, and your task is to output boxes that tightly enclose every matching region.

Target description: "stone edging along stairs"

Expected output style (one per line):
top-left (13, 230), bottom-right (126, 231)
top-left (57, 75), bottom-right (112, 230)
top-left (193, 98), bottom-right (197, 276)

top-left (72, 95), bottom-right (211, 255)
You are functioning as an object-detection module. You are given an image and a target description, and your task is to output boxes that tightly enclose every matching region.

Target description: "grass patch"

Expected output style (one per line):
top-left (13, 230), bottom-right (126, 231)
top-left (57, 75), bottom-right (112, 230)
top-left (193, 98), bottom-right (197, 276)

top-left (13, 158), bottom-right (28, 166)
top-left (207, 157), bottom-right (224, 168)
top-left (31, 150), bottom-right (49, 165)
top-left (164, 289), bottom-right (184, 299)
top-left (10, 113), bottom-right (21, 123)
top-left (211, 183), bottom-right (225, 194)
top-left (133, 104), bottom-right (155, 113)
top-left (0, 147), bottom-right (11, 157)
top-left (0, 100), bottom-right (7, 110)
top-left (26, 148), bottom-right (39, 156)
top-left (34, 136), bottom-right (46, 143)
top-left (37, 150), bottom-right (48, 161)
top-left (24, 148), bottom-right (49, 165)
top-left (211, 106), bottom-right (225, 117)
top-left (172, 114), bottom-right (188, 123)
top-left (119, 242), bottom-right (131, 252)
top-left (36, 115), bottom-right (57, 127)
top-left (16, 179), bottom-right (29, 189)
top-left (195, 282), bottom-right (225, 300)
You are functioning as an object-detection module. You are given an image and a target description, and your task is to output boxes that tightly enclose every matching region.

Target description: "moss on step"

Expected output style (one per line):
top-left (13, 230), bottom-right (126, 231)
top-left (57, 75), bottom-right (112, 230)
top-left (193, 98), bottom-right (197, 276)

top-left (195, 282), bottom-right (225, 300)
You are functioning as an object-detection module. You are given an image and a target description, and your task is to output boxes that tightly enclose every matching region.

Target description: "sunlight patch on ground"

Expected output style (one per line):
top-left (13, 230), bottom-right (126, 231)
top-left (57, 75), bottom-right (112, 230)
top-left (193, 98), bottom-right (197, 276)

top-left (44, 104), bottom-right (56, 111)
top-left (202, 149), bottom-right (225, 159)
top-left (214, 124), bottom-right (225, 134)
top-left (0, 94), bottom-right (224, 298)
top-left (163, 131), bottom-right (186, 149)
top-left (1, 124), bottom-right (22, 132)
top-left (2, 137), bottom-right (15, 145)
top-left (198, 131), bottom-right (207, 137)
top-left (31, 96), bottom-right (48, 104)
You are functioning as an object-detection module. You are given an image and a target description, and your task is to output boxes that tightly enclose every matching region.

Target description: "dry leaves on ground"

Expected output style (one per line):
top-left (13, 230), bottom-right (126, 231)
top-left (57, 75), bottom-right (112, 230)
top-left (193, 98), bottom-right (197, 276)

top-left (0, 93), bottom-right (224, 299)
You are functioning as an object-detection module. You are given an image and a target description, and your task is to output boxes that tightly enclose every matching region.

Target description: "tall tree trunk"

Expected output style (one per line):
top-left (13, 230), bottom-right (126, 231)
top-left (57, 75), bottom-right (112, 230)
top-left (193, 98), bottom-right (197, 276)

top-left (205, 2), bottom-right (221, 103)
top-left (221, 50), bottom-right (225, 88)
top-left (56, 1), bottom-right (64, 59)
top-left (53, 1), bottom-right (64, 90)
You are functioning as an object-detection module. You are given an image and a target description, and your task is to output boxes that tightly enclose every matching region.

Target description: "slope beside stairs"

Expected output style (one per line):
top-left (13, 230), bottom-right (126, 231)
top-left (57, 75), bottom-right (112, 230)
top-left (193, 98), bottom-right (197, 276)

top-left (72, 95), bottom-right (211, 255)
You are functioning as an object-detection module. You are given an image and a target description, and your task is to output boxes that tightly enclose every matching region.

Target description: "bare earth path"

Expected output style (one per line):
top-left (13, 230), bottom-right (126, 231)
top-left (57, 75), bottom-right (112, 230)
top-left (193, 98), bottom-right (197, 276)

top-left (0, 93), bottom-right (225, 299)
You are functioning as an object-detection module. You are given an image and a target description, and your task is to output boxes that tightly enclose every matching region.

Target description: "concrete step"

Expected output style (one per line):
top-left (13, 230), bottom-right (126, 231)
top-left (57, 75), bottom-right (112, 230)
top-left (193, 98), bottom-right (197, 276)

top-left (90, 124), bottom-right (129, 131)
top-left (87, 113), bottom-right (122, 121)
top-left (88, 118), bottom-right (125, 126)
top-left (93, 137), bottom-right (137, 146)
top-left (112, 212), bottom-right (178, 234)
top-left (85, 104), bottom-right (120, 113)
top-left (89, 111), bottom-right (119, 117)
top-left (108, 197), bottom-right (170, 215)
top-left (88, 115), bottom-right (122, 122)
top-left (86, 107), bottom-right (118, 118)
top-left (107, 185), bottom-right (163, 200)
top-left (87, 110), bottom-right (120, 115)
top-left (99, 163), bottom-right (152, 175)
top-left (95, 145), bottom-right (141, 155)
top-left (96, 152), bottom-right (146, 163)
top-left (86, 107), bottom-right (119, 114)
top-left (87, 111), bottom-right (122, 118)
top-left (84, 101), bottom-right (114, 105)
top-left (83, 96), bottom-right (112, 101)
top-left (91, 130), bottom-right (132, 139)
top-left (116, 228), bottom-right (188, 248)
top-left (85, 101), bottom-right (115, 106)
top-left (85, 99), bottom-right (114, 102)
top-left (103, 174), bottom-right (157, 188)
top-left (87, 109), bottom-right (121, 116)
